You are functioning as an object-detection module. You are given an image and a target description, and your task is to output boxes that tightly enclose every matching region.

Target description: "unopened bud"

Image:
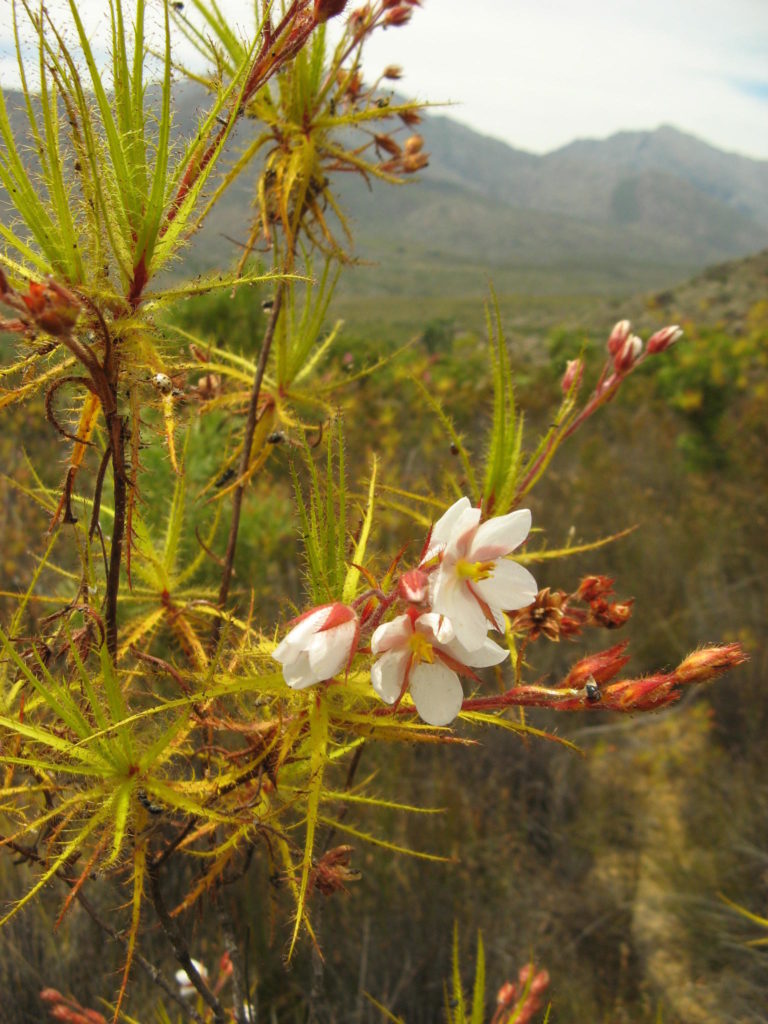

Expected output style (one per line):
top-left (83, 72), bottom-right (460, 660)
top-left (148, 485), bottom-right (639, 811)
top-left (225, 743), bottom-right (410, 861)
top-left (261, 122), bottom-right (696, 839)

top-left (647, 324), bottom-right (683, 354)
top-left (374, 133), bottom-right (402, 158)
top-left (382, 64), bottom-right (403, 79)
top-left (398, 568), bottom-right (429, 604)
top-left (607, 319), bottom-right (631, 355)
top-left (613, 334), bottom-right (642, 373)
top-left (675, 643), bottom-right (747, 685)
top-left (40, 989), bottom-right (64, 1004)
top-left (313, 0), bottom-right (348, 21)
top-left (384, 5), bottom-right (413, 26)
top-left (496, 981), bottom-right (517, 1006)
top-left (404, 134), bottom-right (424, 156)
top-left (402, 152), bottom-right (429, 173)
top-left (561, 357), bottom-right (584, 394)
top-left (399, 109), bottom-right (421, 126)
top-left (530, 969), bottom-right (550, 996)
top-left (564, 642), bottom-right (630, 688)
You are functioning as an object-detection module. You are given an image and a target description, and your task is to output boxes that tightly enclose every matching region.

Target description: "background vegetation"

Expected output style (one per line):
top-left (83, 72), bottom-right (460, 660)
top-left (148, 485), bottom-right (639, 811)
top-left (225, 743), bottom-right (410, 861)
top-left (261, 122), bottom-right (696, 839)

top-left (0, 3), bottom-right (766, 1023)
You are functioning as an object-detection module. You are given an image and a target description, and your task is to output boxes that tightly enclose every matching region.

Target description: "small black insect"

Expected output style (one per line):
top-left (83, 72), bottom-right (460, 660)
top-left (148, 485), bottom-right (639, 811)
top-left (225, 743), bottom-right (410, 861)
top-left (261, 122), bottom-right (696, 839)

top-left (449, 442), bottom-right (460, 456)
top-left (261, 298), bottom-right (274, 311)
top-left (267, 431), bottom-right (285, 444)
top-left (215, 467), bottom-right (236, 488)
top-left (138, 790), bottom-right (163, 815)
top-left (585, 679), bottom-right (601, 703)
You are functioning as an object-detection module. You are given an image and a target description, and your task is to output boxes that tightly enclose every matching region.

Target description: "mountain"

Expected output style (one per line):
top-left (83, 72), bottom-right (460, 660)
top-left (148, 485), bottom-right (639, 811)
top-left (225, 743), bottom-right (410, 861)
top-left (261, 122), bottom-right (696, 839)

top-left (422, 118), bottom-right (768, 228)
top-left (316, 115), bottom-right (768, 304)
top-left (2, 83), bottom-right (767, 304)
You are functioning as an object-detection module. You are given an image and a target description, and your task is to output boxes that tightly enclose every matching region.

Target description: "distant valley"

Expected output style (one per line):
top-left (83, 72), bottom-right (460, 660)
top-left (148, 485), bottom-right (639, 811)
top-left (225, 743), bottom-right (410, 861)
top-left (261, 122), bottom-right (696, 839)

top-left (2, 82), bottom-right (767, 321)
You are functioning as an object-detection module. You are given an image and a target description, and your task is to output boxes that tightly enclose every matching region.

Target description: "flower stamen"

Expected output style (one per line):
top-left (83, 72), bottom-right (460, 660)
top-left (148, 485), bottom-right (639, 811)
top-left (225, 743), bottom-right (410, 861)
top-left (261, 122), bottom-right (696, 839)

top-left (455, 557), bottom-right (495, 583)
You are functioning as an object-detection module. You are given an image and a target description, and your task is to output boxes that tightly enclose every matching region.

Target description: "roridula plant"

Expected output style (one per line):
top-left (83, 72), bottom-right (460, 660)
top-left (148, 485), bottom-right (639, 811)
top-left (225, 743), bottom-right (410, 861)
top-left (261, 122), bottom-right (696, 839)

top-left (0, 1), bottom-right (746, 1021)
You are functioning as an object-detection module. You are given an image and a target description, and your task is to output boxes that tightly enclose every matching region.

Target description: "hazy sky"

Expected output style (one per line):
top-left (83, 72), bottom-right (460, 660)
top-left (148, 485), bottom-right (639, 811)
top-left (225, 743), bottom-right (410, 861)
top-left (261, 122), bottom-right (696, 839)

top-left (1, 0), bottom-right (767, 159)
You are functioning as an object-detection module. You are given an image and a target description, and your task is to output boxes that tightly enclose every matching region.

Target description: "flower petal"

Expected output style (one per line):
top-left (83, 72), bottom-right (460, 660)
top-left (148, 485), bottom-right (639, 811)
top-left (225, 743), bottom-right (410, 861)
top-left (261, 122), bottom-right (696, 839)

top-left (371, 649), bottom-right (409, 704)
top-left (273, 607), bottom-right (330, 663)
top-left (372, 614), bottom-right (412, 654)
top-left (444, 633), bottom-right (509, 667)
top-left (473, 558), bottom-right (538, 611)
top-left (283, 651), bottom-right (317, 689)
top-left (470, 509), bottom-right (531, 560)
top-left (428, 496), bottom-right (472, 549)
top-left (442, 505), bottom-right (482, 561)
top-left (432, 571), bottom-right (490, 649)
top-left (409, 662), bottom-right (464, 726)
top-left (307, 618), bottom-right (357, 680)
top-left (414, 611), bottom-right (454, 645)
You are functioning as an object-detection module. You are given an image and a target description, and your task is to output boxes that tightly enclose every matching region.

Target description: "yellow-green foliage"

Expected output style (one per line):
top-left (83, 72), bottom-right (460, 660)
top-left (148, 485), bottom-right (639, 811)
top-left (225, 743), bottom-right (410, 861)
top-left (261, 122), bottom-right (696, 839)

top-left (0, 3), bottom-right (752, 1023)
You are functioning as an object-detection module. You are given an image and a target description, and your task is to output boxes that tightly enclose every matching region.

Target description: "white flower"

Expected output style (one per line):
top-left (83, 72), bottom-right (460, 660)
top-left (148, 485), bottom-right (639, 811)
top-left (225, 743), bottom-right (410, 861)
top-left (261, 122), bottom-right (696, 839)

top-left (371, 610), bottom-right (508, 726)
top-left (175, 959), bottom-right (208, 998)
top-left (426, 497), bottom-right (537, 650)
top-left (272, 603), bottom-right (358, 689)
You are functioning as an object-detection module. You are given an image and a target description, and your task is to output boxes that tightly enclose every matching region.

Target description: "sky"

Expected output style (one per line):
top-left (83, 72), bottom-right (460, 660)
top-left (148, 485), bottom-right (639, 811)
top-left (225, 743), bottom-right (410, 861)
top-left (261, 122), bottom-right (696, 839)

top-left (1, 0), bottom-right (767, 159)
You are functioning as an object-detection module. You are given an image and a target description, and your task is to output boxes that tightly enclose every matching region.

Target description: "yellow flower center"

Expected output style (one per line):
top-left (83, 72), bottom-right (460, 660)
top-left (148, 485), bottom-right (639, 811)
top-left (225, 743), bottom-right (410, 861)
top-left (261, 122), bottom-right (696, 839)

top-left (455, 558), bottom-right (495, 583)
top-left (409, 631), bottom-right (435, 664)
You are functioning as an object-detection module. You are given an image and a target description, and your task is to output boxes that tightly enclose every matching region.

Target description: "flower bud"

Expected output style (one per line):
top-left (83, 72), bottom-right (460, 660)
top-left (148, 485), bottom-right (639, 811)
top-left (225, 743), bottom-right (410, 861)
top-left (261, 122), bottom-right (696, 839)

top-left (20, 280), bottom-right (81, 336)
top-left (399, 109), bottom-right (422, 126)
top-left (40, 989), bottom-right (65, 1004)
top-left (496, 981), bottom-right (517, 1006)
top-left (403, 152), bottom-right (429, 173)
top-left (384, 5), bottom-right (413, 25)
top-left (398, 568), bottom-right (429, 604)
top-left (530, 969), bottom-right (550, 996)
top-left (374, 133), bottom-right (402, 157)
top-left (272, 603), bottom-right (359, 689)
top-left (313, 0), bottom-right (349, 21)
top-left (613, 333), bottom-right (642, 374)
top-left (674, 643), bottom-right (747, 685)
top-left (404, 134), bottom-right (424, 156)
top-left (561, 357), bottom-right (584, 394)
top-left (607, 319), bottom-right (631, 355)
top-left (382, 64), bottom-right (403, 79)
top-left (646, 324), bottom-right (683, 354)
top-left (564, 642), bottom-right (630, 688)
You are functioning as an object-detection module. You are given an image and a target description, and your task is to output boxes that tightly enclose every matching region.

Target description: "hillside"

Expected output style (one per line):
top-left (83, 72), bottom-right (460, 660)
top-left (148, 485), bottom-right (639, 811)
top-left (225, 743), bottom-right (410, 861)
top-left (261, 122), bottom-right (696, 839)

top-left (2, 83), bottom-right (767, 309)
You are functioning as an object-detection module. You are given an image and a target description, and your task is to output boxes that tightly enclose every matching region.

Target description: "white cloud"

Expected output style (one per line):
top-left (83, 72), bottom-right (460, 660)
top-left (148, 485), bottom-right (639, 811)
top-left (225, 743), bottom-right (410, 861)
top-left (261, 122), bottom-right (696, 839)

top-left (0, 0), bottom-right (766, 158)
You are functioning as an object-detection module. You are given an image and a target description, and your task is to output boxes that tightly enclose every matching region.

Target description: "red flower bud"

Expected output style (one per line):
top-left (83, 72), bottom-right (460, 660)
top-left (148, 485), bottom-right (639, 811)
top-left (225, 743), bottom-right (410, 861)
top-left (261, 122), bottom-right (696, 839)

top-left (674, 643), bottom-right (747, 685)
top-left (40, 989), bottom-right (64, 1003)
top-left (384, 5), bottom-right (412, 25)
top-left (530, 969), bottom-right (550, 996)
top-left (607, 319), bottom-right (631, 355)
top-left (561, 357), bottom-right (584, 394)
top-left (313, 0), bottom-right (349, 21)
top-left (646, 324), bottom-right (683, 354)
top-left (496, 980), bottom-right (517, 1006)
top-left (564, 642), bottom-right (630, 688)
top-left (398, 568), bottom-right (429, 604)
top-left (613, 334), bottom-right (642, 374)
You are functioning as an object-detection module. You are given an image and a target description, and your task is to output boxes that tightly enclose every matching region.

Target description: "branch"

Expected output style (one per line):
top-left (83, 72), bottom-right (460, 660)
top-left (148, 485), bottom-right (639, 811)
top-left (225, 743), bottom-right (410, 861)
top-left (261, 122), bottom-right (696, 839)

top-left (148, 860), bottom-right (228, 1023)
top-left (213, 286), bottom-right (284, 633)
